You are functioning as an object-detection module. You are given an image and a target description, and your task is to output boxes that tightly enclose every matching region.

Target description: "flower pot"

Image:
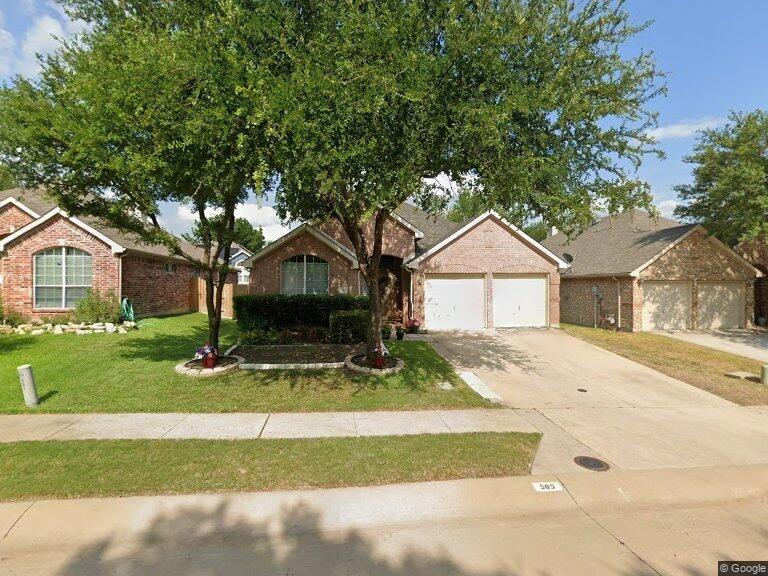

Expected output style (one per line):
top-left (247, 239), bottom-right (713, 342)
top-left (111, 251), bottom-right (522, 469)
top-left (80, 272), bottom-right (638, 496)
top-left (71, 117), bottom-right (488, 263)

top-left (396, 331), bottom-right (404, 340)
top-left (372, 356), bottom-right (386, 369)
top-left (381, 331), bottom-right (391, 340)
top-left (202, 355), bottom-right (218, 369)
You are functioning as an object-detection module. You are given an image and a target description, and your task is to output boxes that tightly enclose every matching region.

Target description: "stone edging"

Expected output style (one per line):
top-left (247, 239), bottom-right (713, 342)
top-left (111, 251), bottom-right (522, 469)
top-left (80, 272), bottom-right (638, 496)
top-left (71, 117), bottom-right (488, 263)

top-left (175, 355), bottom-right (245, 378)
top-left (344, 354), bottom-right (404, 376)
top-left (240, 361), bottom-right (345, 370)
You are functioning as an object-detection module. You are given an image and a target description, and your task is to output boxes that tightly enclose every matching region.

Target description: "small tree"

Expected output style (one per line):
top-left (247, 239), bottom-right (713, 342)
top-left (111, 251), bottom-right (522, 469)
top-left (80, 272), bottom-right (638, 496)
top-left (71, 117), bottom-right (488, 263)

top-left (262, 0), bottom-right (663, 360)
top-left (674, 110), bottom-right (768, 245)
top-left (183, 217), bottom-right (266, 255)
top-left (0, 2), bottom-right (276, 348)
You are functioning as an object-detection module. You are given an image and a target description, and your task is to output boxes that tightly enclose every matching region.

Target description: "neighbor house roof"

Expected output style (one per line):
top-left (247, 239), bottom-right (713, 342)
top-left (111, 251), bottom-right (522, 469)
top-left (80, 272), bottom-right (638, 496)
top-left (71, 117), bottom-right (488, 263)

top-left (540, 210), bottom-right (760, 277)
top-left (0, 187), bottom-right (205, 262)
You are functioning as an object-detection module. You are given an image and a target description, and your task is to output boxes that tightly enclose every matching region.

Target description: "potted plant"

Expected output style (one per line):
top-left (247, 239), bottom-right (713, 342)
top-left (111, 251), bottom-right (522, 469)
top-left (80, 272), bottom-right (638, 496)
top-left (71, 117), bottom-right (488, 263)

top-left (395, 325), bottom-right (405, 340)
top-left (195, 343), bottom-right (218, 368)
top-left (372, 356), bottom-right (386, 369)
top-left (406, 318), bottom-right (421, 334)
top-left (381, 323), bottom-right (392, 340)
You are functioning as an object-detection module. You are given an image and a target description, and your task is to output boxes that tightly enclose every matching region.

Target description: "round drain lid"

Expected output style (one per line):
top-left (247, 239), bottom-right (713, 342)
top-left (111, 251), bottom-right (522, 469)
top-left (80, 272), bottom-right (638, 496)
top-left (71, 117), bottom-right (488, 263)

top-left (574, 456), bottom-right (610, 472)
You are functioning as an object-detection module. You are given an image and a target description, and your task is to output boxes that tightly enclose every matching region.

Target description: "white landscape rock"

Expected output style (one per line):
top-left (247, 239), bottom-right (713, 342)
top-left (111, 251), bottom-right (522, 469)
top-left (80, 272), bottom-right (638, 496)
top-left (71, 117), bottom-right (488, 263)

top-left (117, 326), bottom-right (128, 334)
top-left (105, 323), bottom-right (116, 333)
top-left (53, 325), bottom-right (64, 334)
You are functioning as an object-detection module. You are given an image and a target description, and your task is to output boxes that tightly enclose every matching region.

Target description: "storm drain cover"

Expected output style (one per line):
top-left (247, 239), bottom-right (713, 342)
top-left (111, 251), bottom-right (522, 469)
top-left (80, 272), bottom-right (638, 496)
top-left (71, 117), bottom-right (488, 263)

top-left (574, 456), bottom-right (610, 472)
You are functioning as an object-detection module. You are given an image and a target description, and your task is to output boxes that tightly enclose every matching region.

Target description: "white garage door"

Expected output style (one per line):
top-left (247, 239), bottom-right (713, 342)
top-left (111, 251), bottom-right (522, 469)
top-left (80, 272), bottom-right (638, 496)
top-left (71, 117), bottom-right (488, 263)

top-left (425, 275), bottom-right (485, 330)
top-left (642, 281), bottom-right (691, 331)
top-left (493, 275), bottom-right (548, 328)
top-left (698, 282), bottom-right (744, 329)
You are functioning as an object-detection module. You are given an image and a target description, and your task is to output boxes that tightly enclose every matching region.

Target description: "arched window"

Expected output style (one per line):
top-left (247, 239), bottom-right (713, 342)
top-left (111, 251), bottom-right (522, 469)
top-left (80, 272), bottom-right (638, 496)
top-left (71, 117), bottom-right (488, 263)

top-left (281, 255), bottom-right (328, 295)
top-left (34, 247), bottom-right (93, 309)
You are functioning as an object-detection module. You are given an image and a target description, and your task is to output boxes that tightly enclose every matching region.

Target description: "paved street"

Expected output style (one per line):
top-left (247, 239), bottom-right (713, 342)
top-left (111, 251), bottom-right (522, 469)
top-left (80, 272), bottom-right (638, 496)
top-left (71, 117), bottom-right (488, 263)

top-left (2, 465), bottom-right (767, 576)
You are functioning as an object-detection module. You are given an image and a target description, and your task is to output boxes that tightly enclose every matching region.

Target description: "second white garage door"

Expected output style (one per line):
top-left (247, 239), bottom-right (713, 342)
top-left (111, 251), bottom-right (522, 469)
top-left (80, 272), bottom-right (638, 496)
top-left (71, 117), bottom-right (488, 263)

top-left (492, 275), bottom-right (548, 327)
top-left (424, 274), bottom-right (486, 330)
top-left (642, 281), bottom-right (691, 331)
top-left (698, 282), bottom-right (745, 329)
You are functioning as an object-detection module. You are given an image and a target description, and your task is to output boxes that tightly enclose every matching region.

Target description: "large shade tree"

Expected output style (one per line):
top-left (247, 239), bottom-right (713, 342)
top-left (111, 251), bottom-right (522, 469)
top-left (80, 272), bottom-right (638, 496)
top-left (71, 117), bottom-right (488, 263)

top-left (260, 0), bottom-right (664, 360)
top-left (674, 110), bottom-right (768, 245)
top-left (0, 1), bottom-right (277, 347)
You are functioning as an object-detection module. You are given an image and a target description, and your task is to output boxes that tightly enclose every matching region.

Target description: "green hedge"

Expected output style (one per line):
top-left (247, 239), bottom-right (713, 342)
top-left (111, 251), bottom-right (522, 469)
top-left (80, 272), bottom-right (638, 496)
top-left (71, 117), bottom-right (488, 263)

top-left (329, 310), bottom-right (368, 344)
top-left (234, 294), bottom-right (369, 331)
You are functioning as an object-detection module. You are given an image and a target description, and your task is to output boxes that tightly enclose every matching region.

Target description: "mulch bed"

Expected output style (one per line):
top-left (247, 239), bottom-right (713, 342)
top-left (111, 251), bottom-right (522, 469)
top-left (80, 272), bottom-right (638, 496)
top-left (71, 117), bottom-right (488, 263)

top-left (184, 356), bottom-right (240, 370)
top-left (236, 344), bottom-right (364, 364)
top-left (348, 354), bottom-right (400, 369)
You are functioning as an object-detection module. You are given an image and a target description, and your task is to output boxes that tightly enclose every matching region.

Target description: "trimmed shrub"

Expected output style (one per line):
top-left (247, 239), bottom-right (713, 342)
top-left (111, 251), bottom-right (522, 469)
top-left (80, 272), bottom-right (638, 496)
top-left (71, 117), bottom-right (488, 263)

top-left (241, 328), bottom-right (280, 345)
top-left (74, 289), bottom-right (121, 324)
top-left (234, 294), bottom-right (369, 331)
top-left (330, 310), bottom-right (368, 344)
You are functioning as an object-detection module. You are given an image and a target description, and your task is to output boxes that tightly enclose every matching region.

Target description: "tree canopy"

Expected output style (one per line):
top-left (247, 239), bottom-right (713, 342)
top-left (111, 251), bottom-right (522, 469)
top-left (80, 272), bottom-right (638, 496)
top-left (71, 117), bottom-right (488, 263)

top-left (183, 217), bottom-right (266, 255)
top-left (0, 1), bottom-right (277, 346)
top-left (674, 110), bottom-right (768, 245)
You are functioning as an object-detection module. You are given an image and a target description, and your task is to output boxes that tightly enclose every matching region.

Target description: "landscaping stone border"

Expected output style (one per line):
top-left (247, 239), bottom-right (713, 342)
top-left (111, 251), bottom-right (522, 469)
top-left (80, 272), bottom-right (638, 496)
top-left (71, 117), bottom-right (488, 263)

top-left (344, 354), bottom-right (405, 376)
top-left (175, 355), bottom-right (244, 378)
top-left (1, 321), bottom-right (138, 336)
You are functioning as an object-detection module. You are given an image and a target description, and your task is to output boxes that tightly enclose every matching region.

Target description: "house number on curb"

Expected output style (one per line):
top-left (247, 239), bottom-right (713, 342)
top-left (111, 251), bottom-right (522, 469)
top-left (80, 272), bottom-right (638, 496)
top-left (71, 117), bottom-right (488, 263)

top-left (531, 481), bottom-right (563, 492)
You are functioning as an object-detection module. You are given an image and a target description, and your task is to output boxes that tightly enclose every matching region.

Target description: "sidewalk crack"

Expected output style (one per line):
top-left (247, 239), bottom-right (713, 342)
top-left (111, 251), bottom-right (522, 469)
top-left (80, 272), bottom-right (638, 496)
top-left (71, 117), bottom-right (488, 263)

top-left (160, 414), bottom-right (189, 439)
top-left (2, 501), bottom-right (36, 540)
top-left (554, 473), bottom-right (662, 576)
top-left (258, 414), bottom-right (270, 438)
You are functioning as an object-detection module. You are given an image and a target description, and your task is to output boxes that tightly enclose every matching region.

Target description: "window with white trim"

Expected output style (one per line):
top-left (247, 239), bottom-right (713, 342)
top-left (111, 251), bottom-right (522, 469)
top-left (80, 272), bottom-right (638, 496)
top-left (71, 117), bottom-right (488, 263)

top-left (34, 247), bottom-right (93, 309)
top-left (281, 255), bottom-right (329, 295)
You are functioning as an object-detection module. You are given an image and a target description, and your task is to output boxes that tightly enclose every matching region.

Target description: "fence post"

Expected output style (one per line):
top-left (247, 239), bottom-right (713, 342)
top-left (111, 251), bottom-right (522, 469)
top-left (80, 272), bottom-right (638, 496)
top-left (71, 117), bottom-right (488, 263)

top-left (762, 365), bottom-right (768, 385)
top-left (18, 365), bottom-right (39, 407)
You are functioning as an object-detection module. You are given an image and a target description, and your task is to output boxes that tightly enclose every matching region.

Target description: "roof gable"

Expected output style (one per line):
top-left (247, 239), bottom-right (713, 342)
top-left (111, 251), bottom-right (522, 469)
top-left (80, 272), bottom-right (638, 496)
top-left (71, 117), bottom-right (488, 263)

top-left (243, 223), bottom-right (358, 268)
top-left (407, 210), bottom-right (570, 269)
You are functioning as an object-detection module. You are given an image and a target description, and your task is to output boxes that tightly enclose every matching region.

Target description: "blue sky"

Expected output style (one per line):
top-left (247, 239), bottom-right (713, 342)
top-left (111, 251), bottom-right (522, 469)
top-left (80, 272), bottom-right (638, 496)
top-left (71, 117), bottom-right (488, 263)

top-left (1, 0), bottom-right (766, 235)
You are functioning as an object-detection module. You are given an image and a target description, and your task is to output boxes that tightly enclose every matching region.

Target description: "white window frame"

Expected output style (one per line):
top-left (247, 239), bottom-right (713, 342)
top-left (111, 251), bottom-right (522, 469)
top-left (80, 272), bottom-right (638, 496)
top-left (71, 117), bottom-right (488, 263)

top-left (281, 254), bottom-right (329, 295)
top-left (33, 247), bottom-right (93, 310)
top-left (163, 262), bottom-right (176, 275)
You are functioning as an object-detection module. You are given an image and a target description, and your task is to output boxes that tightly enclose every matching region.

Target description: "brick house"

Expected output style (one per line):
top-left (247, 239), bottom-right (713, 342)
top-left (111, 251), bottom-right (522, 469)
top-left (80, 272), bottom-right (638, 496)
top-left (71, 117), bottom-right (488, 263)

top-left (0, 188), bottom-right (202, 319)
top-left (735, 236), bottom-right (768, 326)
top-left (244, 204), bottom-right (569, 330)
top-left (541, 210), bottom-right (762, 331)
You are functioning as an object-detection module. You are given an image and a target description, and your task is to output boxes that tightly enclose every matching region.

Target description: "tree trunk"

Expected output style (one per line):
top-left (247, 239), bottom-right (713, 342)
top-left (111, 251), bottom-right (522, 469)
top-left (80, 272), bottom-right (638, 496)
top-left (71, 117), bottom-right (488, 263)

top-left (204, 270), bottom-right (221, 350)
top-left (365, 264), bottom-right (384, 362)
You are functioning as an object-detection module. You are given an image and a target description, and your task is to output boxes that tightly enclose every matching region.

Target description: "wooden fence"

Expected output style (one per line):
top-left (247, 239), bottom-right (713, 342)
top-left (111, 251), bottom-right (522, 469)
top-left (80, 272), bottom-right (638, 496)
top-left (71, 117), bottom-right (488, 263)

top-left (190, 278), bottom-right (249, 319)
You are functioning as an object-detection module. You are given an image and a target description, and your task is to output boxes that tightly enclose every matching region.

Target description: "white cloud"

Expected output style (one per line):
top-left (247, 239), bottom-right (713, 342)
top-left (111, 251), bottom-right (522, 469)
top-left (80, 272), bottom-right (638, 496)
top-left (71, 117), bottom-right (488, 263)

top-left (0, 9), bottom-right (15, 76)
top-left (655, 198), bottom-right (682, 219)
top-left (646, 117), bottom-right (726, 141)
top-left (174, 202), bottom-right (294, 242)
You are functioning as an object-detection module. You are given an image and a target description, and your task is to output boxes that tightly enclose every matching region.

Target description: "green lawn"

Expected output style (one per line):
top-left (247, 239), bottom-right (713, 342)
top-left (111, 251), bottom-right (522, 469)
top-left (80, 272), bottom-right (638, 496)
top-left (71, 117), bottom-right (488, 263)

top-left (0, 313), bottom-right (486, 413)
top-left (562, 323), bottom-right (768, 406)
top-left (0, 433), bottom-right (540, 501)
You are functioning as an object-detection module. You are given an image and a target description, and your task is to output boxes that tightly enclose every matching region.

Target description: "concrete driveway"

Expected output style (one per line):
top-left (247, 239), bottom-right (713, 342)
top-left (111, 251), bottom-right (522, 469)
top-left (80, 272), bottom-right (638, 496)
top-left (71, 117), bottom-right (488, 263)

top-left (654, 329), bottom-right (768, 363)
top-left (422, 329), bottom-right (768, 473)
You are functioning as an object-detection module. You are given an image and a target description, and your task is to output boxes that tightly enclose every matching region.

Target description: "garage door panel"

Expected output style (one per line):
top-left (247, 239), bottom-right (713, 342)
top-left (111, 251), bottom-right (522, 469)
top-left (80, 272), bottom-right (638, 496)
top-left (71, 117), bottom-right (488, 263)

top-left (698, 282), bottom-right (744, 329)
top-left (642, 282), bottom-right (691, 331)
top-left (425, 275), bottom-right (485, 330)
top-left (493, 275), bottom-right (547, 328)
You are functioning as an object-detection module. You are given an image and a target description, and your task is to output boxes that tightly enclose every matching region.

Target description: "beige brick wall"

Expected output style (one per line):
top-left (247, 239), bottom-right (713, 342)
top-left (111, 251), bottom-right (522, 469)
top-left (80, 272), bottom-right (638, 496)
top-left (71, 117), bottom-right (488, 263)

top-left (317, 217), bottom-right (415, 260)
top-left (121, 254), bottom-right (197, 317)
top-left (413, 216), bottom-right (560, 328)
top-left (0, 215), bottom-right (120, 319)
top-left (0, 204), bottom-right (35, 237)
top-left (736, 236), bottom-right (768, 324)
top-left (560, 229), bottom-right (758, 331)
top-left (249, 231), bottom-right (363, 295)
top-left (560, 277), bottom-right (638, 330)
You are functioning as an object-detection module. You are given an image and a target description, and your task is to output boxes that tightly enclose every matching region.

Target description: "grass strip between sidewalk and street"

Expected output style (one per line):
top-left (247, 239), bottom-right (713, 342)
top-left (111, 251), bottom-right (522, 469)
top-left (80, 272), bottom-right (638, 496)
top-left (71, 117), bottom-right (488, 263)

top-left (0, 432), bottom-right (541, 501)
top-left (561, 323), bottom-right (768, 406)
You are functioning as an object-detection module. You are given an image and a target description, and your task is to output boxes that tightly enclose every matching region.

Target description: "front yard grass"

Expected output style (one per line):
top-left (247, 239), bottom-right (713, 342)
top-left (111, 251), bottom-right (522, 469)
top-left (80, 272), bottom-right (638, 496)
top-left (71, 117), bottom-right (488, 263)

top-left (0, 432), bottom-right (540, 501)
top-left (0, 313), bottom-right (486, 413)
top-left (561, 323), bottom-right (768, 406)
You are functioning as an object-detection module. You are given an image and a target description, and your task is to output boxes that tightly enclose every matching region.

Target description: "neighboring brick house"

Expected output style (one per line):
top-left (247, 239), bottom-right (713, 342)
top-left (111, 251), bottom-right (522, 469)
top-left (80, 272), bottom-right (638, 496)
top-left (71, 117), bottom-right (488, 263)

top-left (245, 204), bottom-right (569, 329)
top-left (0, 188), bottom-right (202, 319)
top-left (735, 236), bottom-right (768, 326)
top-left (541, 210), bottom-right (762, 331)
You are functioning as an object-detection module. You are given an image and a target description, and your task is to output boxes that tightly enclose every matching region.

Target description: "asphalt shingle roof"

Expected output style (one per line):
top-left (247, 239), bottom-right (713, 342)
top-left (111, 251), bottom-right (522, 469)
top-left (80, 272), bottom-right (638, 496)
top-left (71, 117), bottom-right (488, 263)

top-left (1, 187), bottom-right (205, 262)
top-left (540, 210), bottom-right (697, 277)
top-left (393, 202), bottom-right (466, 255)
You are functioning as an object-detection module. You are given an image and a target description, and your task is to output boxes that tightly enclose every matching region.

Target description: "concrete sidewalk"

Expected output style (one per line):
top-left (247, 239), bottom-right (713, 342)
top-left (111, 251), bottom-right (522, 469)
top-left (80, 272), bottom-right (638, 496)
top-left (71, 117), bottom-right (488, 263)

top-left (3, 464), bottom-right (768, 575)
top-left (0, 409), bottom-right (537, 442)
